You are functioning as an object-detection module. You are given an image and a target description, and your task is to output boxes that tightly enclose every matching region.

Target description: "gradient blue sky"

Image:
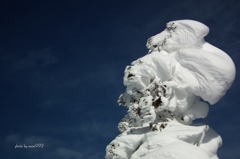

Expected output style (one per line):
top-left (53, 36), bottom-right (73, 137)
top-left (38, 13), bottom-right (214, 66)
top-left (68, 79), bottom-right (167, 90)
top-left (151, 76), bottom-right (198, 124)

top-left (0, 0), bottom-right (239, 159)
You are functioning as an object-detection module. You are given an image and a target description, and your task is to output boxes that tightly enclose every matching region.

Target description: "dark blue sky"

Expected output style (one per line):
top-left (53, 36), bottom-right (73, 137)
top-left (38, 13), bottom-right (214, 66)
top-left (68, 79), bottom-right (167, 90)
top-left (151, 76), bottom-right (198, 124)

top-left (0, 0), bottom-right (239, 159)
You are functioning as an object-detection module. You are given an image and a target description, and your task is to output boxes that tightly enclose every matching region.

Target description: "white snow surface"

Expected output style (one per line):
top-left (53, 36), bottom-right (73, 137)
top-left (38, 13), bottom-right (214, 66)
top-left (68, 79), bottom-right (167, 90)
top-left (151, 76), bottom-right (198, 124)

top-left (105, 20), bottom-right (235, 159)
top-left (141, 141), bottom-right (210, 159)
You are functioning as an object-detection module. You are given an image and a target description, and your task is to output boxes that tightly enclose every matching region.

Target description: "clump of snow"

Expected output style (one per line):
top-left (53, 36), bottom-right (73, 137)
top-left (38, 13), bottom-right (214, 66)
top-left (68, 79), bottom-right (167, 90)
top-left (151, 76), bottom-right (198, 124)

top-left (105, 20), bottom-right (235, 159)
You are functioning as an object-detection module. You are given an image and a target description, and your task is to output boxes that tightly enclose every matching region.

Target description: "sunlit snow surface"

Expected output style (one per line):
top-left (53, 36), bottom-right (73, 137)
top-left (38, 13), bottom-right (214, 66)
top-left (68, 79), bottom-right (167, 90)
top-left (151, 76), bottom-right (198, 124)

top-left (105, 20), bottom-right (235, 159)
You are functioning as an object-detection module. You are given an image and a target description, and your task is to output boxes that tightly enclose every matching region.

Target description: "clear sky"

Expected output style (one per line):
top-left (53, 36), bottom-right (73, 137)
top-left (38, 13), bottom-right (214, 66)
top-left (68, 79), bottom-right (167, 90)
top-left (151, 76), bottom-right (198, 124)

top-left (0, 0), bottom-right (239, 159)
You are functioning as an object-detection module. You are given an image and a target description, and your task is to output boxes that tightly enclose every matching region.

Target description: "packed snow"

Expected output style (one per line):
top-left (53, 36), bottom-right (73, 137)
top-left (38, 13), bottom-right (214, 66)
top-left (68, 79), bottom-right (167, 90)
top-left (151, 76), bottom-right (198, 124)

top-left (105, 20), bottom-right (235, 159)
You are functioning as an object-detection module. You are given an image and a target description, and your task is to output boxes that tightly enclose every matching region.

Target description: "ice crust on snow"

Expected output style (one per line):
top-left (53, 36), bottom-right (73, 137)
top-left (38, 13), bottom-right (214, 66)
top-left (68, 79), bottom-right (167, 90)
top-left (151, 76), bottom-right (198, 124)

top-left (105, 20), bottom-right (235, 159)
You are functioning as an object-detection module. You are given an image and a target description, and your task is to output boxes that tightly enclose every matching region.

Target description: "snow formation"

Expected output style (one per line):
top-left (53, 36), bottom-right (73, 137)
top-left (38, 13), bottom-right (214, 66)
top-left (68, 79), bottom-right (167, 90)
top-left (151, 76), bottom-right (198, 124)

top-left (105, 20), bottom-right (235, 159)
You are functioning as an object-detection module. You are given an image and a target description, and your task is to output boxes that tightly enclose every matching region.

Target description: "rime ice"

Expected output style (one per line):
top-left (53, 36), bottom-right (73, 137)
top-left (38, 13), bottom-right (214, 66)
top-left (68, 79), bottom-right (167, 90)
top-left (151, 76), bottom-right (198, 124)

top-left (105, 20), bottom-right (235, 159)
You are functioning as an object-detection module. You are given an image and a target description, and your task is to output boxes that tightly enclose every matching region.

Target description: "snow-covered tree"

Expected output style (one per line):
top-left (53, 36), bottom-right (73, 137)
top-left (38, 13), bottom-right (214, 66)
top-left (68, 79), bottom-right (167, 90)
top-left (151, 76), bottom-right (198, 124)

top-left (105, 20), bottom-right (236, 159)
